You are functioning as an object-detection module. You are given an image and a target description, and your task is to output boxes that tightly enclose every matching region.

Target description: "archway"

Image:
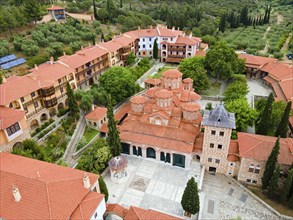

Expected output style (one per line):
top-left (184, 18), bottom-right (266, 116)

top-left (40, 113), bottom-right (48, 123)
top-left (30, 119), bottom-right (39, 130)
top-left (193, 154), bottom-right (201, 162)
top-left (49, 108), bottom-right (57, 117)
top-left (13, 142), bottom-right (23, 150)
top-left (58, 102), bottom-right (64, 110)
top-left (162, 58), bottom-right (166, 62)
top-left (162, 44), bottom-right (167, 50)
top-left (162, 51), bottom-right (167, 57)
top-left (146, 147), bottom-right (156, 159)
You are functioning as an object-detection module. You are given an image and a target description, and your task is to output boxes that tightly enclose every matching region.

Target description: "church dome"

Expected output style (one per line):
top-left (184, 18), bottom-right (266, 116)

top-left (182, 103), bottom-right (200, 112)
top-left (155, 89), bottom-right (173, 99)
top-left (162, 69), bottom-right (183, 79)
top-left (130, 95), bottom-right (147, 104)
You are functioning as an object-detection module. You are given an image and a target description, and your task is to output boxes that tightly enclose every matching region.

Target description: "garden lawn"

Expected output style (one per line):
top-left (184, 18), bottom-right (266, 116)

top-left (199, 81), bottom-right (221, 96)
top-left (248, 186), bottom-right (293, 217)
top-left (150, 67), bottom-right (171, 79)
top-left (76, 127), bottom-right (99, 151)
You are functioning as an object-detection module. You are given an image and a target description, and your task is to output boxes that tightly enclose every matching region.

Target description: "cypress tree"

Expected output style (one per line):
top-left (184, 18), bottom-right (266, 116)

top-left (267, 5), bottom-right (271, 23)
top-left (101, 31), bottom-right (105, 42)
top-left (267, 165), bottom-right (280, 198)
top-left (262, 137), bottom-right (280, 189)
top-left (281, 169), bottom-right (293, 201)
top-left (93, 0), bottom-right (98, 20)
top-left (66, 81), bottom-right (79, 116)
top-left (98, 176), bottom-right (109, 202)
top-left (181, 177), bottom-right (200, 216)
top-left (263, 6), bottom-right (268, 24)
top-left (119, 0), bottom-right (123, 8)
top-left (219, 13), bottom-right (226, 33)
top-left (106, 95), bottom-right (122, 156)
top-left (256, 93), bottom-right (274, 135)
top-left (153, 39), bottom-right (158, 59)
top-left (275, 101), bottom-right (291, 138)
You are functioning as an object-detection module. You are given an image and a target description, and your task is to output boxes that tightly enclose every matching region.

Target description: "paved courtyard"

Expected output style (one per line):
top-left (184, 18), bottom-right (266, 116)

top-left (246, 79), bottom-right (273, 106)
top-left (104, 156), bottom-right (202, 217)
top-left (201, 174), bottom-right (278, 220)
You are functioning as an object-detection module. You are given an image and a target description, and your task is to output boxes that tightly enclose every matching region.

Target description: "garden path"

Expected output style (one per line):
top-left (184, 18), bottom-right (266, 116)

top-left (277, 13), bottom-right (284, 25)
top-left (258, 26), bottom-right (271, 54)
top-left (281, 33), bottom-right (292, 61)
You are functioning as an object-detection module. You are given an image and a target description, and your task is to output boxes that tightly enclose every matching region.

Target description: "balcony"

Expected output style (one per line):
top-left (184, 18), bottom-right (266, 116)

top-left (168, 54), bottom-right (185, 58)
top-left (120, 47), bottom-right (131, 53)
top-left (40, 86), bottom-right (55, 97)
top-left (55, 81), bottom-right (67, 91)
top-left (43, 97), bottom-right (58, 108)
top-left (168, 47), bottom-right (186, 51)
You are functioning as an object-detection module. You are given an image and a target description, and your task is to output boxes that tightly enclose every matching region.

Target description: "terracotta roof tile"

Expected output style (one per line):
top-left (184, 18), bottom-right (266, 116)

top-left (106, 204), bottom-right (128, 217)
top-left (195, 50), bottom-right (206, 57)
top-left (182, 103), bottom-right (200, 112)
top-left (155, 89), bottom-right (173, 99)
top-left (85, 107), bottom-right (107, 121)
top-left (130, 96), bottom-right (148, 104)
top-left (144, 78), bottom-right (161, 85)
top-left (238, 132), bottom-right (293, 165)
top-left (162, 69), bottom-right (182, 79)
top-left (239, 54), bottom-right (277, 69)
top-left (47, 5), bottom-right (64, 10)
top-left (0, 106), bottom-right (26, 130)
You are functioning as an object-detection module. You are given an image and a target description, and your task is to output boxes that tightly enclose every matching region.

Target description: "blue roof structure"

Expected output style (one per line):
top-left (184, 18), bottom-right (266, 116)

top-left (0, 58), bottom-right (26, 70)
top-left (0, 54), bottom-right (17, 65)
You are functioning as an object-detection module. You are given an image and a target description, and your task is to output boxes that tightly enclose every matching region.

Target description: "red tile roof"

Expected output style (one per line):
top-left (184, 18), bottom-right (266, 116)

top-left (130, 96), bottom-right (148, 104)
top-left (0, 106), bottom-right (26, 130)
top-left (85, 107), bottom-right (107, 121)
top-left (228, 140), bottom-right (240, 162)
top-left (260, 62), bottom-right (293, 81)
top-left (0, 153), bottom-right (104, 220)
top-left (195, 50), bottom-right (206, 57)
top-left (144, 78), bottom-right (161, 85)
top-left (278, 79), bottom-right (293, 102)
top-left (175, 35), bottom-right (199, 45)
top-left (47, 5), bottom-right (64, 10)
top-left (162, 69), bottom-right (182, 79)
top-left (239, 54), bottom-right (277, 69)
top-left (237, 132), bottom-right (293, 165)
top-left (182, 102), bottom-right (200, 112)
top-left (106, 204), bottom-right (128, 218)
top-left (155, 89), bottom-right (173, 99)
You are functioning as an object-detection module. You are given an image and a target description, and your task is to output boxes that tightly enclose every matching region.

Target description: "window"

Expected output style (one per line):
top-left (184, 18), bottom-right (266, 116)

top-left (58, 79), bottom-right (61, 83)
top-left (31, 92), bottom-right (35, 97)
top-left (34, 101), bottom-right (38, 108)
top-left (94, 122), bottom-right (97, 126)
top-left (218, 144), bottom-right (222, 149)
top-left (252, 180), bottom-right (257, 184)
top-left (208, 158), bottom-right (212, 162)
top-left (228, 172), bottom-right (232, 175)
top-left (248, 164), bottom-right (254, 173)
top-left (255, 165), bottom-right (261, 174)
top-left (246, 179), bottom-right (251, 183)
top-left (215, 159), bottom-right (220, 164)
top-left (171, 38), bottom-right (173, 41)
top-left (209, 143), bottom-right (214, 148)
top-left (94, 213), bottom-right (98, 218)
top-left (60, 87), bottom-right (64, 93)
top-left (6, 122), bottom-right (20, 136)
top-left (211, 130), bottom-right (216, 135)
top-left (230, 163), bottom-right (234, 166)
top-left (162, 37), bottom-right (168, 41)
top-left (150, 51), bottom-right (152, 55)
top-left (143, 45), bottom-right (145, 48)
top-left (149, 38), bottom-right (151, 41)
top-left (220, 131), bottom-right (224, 136)
top-left (149, 45), bottom-right (152, 48)
top-left (24, 106), bottom-right (28, 112)
top-left (21, 97), bottom-right (25, 102)
top-left (143, 38), bottom-right (145, 42)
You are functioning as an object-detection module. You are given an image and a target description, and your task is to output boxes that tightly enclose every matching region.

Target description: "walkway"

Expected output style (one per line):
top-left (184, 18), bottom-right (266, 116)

top-left (136, 62), bottom-right (165, 88)
top-left (63, 113), bottom-right (86, 167)
top-left (66, 13), bottom-right (93, 21)
top-left (258, 26), bottom-right (271, 55)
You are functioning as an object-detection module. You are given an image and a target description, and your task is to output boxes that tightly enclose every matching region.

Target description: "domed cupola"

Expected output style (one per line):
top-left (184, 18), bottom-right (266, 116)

top-left (162, 69), bottom-right (183, 90)
top-left (154, 89), bottom-right (173, 108)
top-left (182, 102), bottom-right (200, 121)
top-left (130, 95), bottom-right (147, 113)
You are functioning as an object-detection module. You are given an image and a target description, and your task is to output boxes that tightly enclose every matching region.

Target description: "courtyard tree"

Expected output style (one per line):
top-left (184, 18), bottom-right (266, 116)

top-left (24, 0), bottom-right (42, 24)
top-left (12, 139), bottom-right (47, 161)
top-left (106, 95), bottom-right (122, 156)
top-left (256, 93), bottom-right (274, 135)
top-left (66, 81), bottom-right (79, 116)
top-left (126, 52), bottom-right (136, 65)
top-left (98, 176), bottom-right (109, 201)
top-left (281, 168), bottom-right (293, 201)
top-left (262, 137), bottom-right (280, 189)
top-left (225, 98), bottom-right (256, 131)
top-left (275, 101), bottom-right (292, 138)
top-left (93, 0), bottom-right (98, 20)
top-left (99, 66), bottom-right (139, 105)
top-left (179, 56), bottom-right (210, 92)
top-left (76, 139), bottom-right (112, 174)
top-left (267, 165), bottom-right (280, 198)
top-left (181, 177), bottom-right (200, 216)
top-left (74, 90), bottom-right (94, 112)
top-left (223, 81), bottom-right (249, 102)
top-left (153, 39), bottom-right (158, 59)
top-left (204, 41), bottom-right (245, 82)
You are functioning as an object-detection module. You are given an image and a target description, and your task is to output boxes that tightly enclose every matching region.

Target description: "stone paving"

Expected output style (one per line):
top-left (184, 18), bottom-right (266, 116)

top-left (201, 174), bottom-right (279, 220)
top-left (104, 156), bottom-right (203, 217)
top-left (246, 79), bottom-right (273, 106)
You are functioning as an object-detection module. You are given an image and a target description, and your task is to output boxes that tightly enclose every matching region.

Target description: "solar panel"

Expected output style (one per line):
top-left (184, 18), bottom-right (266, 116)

top-left (0, 54), bottom-right (17, 65)
top-left (0, 58), bottom-right (26, 70)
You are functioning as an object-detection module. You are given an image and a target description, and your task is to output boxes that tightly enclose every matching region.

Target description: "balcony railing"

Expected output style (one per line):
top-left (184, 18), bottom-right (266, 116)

top-left (40, 86), bottom-right (55, 97)
top-left (168, 47), bottom-right (186, 51)
top-left (168, 54), bottom-right (185, 58)
top-left (26, 106), bottom-right (45, 119)
top-left (43, 97), bottom-right (58, 108)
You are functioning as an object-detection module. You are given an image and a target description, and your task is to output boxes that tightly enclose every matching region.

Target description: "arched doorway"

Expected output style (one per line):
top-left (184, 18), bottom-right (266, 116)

top-left (40, 113), bottom-right (48, 123)
top-left (162, 51), bottom-right (167, 57)
top-left (49, 108), bottom-right (57, 117)
top-left (13, 142), bottom-right (22, 150)
top-left (57, 102), bottom-right (64, 110)
top-left (30, 119), bottom-right (39, 130)
top-left (146, 147), bottom-right (156, 159)
top-left (193, 154), bottom-right (201, 162)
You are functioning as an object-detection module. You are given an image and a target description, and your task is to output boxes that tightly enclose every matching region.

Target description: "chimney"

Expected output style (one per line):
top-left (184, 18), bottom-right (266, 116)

top-left (34, 64), bottom-right (38, 71)
top-left (189, 33), bottom-right (192, 39)
top-left (183, 32), bottom-right (185, 37)
top-left (92, 104), bottom-right (95, 111)
top-left (12, 186), bottom-right (21, 202)
top-left (2, 76), bottom-right (6, 83)
top-left (172, 26), bottom-right (175, 32)
top-left (83, 174), bottom-right (90, 189)
top-left (177, 27), bottom-right (180, 30)
top-left (50, 56), bottom-right (54, 65)
top-left (63, 51), bottom-right (66, 56)
top-left (138, 26), bottom-right (140, 30)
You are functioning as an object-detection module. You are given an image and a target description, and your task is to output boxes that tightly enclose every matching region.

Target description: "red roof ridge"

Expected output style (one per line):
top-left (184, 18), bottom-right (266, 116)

top-left (45, 182), bottom-right (52, 219)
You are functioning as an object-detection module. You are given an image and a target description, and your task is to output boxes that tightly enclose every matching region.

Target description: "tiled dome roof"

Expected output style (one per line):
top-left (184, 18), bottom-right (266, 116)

top-left (130, 95), bottom-right (147, 104)
top-left (189, 91), bottom-right (201, 101)
top-left (162, 69), bottom-right (182, 79)
top-left (155, 89), bottom-right (173, 99)
top-left (183, 78), bottom-right (193, 83)
top-left (182, 103), bottom-right (200, 112)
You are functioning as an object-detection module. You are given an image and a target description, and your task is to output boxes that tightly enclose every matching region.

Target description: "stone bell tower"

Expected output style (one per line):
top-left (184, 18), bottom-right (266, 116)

top-left (201, 104), bottom-right (236, 174)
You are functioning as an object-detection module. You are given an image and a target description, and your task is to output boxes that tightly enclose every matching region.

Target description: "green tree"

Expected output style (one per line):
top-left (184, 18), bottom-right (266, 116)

top-left (66, 81), bottom-right (79, 116)
top-left (219, 13), bottom-right (226, 33)
top-left (225, 99), bottom-right (256, 131)
top-left (106, 95), bottom-right (122, 156)
top-left (262, 137), bottom-right (280, 189)
top-left (223, 81), bottom-right (249, 102)
top-left (204, 41), bottom-right (245, 82)
top-left (24, 0), bottom-right (42, 24)
top-left (76, 139), bottom-right (112, 173)
top-left (256, 93), bottom-right (274, 135)
top-left (119, 0), bottom-right (123, 8)
top-left (275, 101), bottom-right (292, 138)
top-left (12, 139), bottom-right (46, 161)
top-left (289, 194), bottom-right (293, 208)
top-left (74, 90), bottom-right (94, 112)
top-left (98, 176), bottom-right (109, 202)
top-left (181, 177), bottom-right (200, 216)
top-left (99, 66), bottom-right (139, 105)
top-left (153, 39), bottom-right (158, 59)
top-left (281, 169), bottom-right (293, 201)
top-left (179, 56), bottom-right (210, 92)
top-left (267, 165), bottom-right (280, 198)
top-left (126, 51), bottom-right (136, 65)
top-left (0, 40), bottom-right (9, 57)
top-left (93, 0), bottom-right (98, 20)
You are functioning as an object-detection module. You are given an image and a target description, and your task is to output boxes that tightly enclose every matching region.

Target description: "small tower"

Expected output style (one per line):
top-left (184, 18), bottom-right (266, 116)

top-left (201, 104), bottom-right (236, 174)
